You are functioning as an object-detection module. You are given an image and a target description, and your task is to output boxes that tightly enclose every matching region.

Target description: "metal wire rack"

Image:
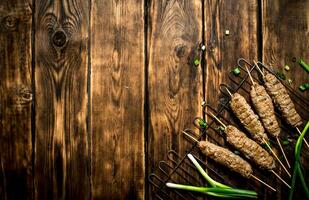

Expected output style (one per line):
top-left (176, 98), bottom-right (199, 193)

top-left (148, 58), bottom-right (309, 200)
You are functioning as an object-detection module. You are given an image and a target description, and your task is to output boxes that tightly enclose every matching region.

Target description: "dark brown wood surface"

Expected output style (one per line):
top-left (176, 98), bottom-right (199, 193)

top-left (90, 0), bottom-right (145, 199)
top-left (0, 1), bottom-right (33, 199)
top-left (262, 0), bottom-right (309, 98)
top-left (0, 0), bottom-right (309, 199)
top-left (34, 0), bottom-right (90, 199)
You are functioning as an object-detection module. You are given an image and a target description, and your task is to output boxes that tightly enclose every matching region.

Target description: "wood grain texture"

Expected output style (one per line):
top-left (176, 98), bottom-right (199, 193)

top-left (0, 1), bottom-right (33, 199)
top-left (90, 0), bottom-right (145, 199)
top-left (204, 0), bottom-right (258, 107)
top-left (147, 0), bottom-right (203, 193)
top-left (262, 0), bottom-right (309, 98)
top-left (34, 0), bottom-right (90, 199)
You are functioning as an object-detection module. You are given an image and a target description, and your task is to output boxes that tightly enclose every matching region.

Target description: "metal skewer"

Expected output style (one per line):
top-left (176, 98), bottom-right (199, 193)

top-left (181, 130), bottom-right (277, 192)
top-left (254, 61), bottom-right (309, 150)
top-left (277, 138), bottom-right (291, 168)
top-left (209, 112), bottom-right (290, 188)
top-left (245, 66), bottom-right (291, 176)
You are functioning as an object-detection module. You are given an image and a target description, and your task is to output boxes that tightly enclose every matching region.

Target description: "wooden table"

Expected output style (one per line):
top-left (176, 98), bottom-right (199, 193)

top-left (0, 0), bottom-right (308, 199)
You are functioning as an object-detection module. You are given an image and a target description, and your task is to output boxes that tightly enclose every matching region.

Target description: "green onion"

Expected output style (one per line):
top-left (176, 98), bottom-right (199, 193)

top-left (166, 183), bottom-right (257, 199)
top-left (282, 140), bottom-right (290, 145)
top-left (232, 67), bottom-right (241, 76)
top-left (218, 126), bottom-right (225, 132)
top-left (198, 119), bottom-right (207, 129)
top-left (289, 121), bottom-right (309, 200)
top-left (299, 83), bottom-right (309, 92)
top-left (284, 65), bottom-right (290, 71)
top-left (188, 154), bottom-right (229, 188)
top-left (298, 59), bottom-right (309, 73)
top-left (166, 154), bottom-right (258, 199)
top-left (194, 59), bottom-right (200, 66)
top-left (276, 72), bottom-right (286, 80)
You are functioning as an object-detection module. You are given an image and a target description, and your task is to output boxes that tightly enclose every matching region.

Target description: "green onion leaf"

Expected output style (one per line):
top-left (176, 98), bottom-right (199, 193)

top-left (232, 67), bottom-right (241, 76)
top-left (298, 59), bottom-right (309, 73)
top-left (198, 119), bottom-right (207, 129)
top-left (276, 72), bottom-right (286, 80)
top-left (282, 140), bottom-right (289, 145)
top-left (166, 183), bottom-right (257, 199)
top-left (299, 83), bottom-right (309, 92)
top-left (188, 154), bottom-right (229, 188)
top-left (194, 59), bottom-right (200, 66)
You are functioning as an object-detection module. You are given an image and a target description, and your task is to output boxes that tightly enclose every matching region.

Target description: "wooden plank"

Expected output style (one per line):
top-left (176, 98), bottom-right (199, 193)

top-left (204, 0), bottom-right (259, 107)
top-left (262, 0), bottom-right (309, 98)
top-left (0, 1), bottom-right (33, 199)
top-left (147, 0), bottom-right (203, 197)
top-left (90, 0), bottom-right (145, 199)
top-left (34, 0), bottom-right (90, 199)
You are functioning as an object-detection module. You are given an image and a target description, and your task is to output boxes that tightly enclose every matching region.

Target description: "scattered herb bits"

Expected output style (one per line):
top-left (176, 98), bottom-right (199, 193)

top-left (194, 59), bottom-right (200, 66)
top-left (218, 126), bottom-right (225, 132)
top-left (288, 79), bottom-right (293, 84)
top-left (282, 140), bottom-right (290, 145)
top-left (232, 67), bottom-right (241, 76)
top-left (299, 83), bottom-right (309, 92)
top-left (298, 59), bottom-right (309, 73)
top-left (276, 72), bottom-right (286, 80)
top-left (198, 119), bottom-right (207, 129)
top-left (225, 30), bottom-right (230, 36)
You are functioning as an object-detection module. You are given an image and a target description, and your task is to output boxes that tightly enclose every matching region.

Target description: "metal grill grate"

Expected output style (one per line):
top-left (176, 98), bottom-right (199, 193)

top-left (148, 58), bottom-right (309, 199)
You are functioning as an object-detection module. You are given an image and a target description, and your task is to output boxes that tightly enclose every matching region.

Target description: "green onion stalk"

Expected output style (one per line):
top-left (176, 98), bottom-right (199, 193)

top-left (166, 154), bottom-right (257, 199)
top-left (298, 59), bottom-right (309, 73)
top-left (289, 121), bottom-right (309, 200)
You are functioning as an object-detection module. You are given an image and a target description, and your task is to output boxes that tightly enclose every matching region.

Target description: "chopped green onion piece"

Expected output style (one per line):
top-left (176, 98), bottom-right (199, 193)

top-left (276, 72), bottom-right (286, 80)
top-left (298, 59), bottom-right (309, 73)
top-left (282, 140), bottom-right (289, 145)
top-left (198, 119), bottom-right (207, 129)
top-left (299, 83), bottom-right (309, 92)
top-left (232, 67), bottom-right (241, 76)
top-left (188, 154), bottom-right (229, 188)
top-left (284, 65), bottom-right (290, 71)
top-left (194, 59), bottom-right (200, 66)
top-left (219, 126), bottom-right (225, 131)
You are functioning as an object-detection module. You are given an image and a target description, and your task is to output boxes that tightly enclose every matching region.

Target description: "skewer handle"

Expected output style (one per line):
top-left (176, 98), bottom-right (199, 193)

top-left (270, 170), bottom-right (291, 189)
top-left (276, 137), bottom-right (291, 168)
top-left (245, 66), bottom-right (255, 86)
top-left (253, 60), bottom-right (265, 79)
top-left (208, 112), bottom-right (227, 129)
top-left (250, 174), bottom-right (276, 192)
top-left (263, 139), bottom-right (291, 177)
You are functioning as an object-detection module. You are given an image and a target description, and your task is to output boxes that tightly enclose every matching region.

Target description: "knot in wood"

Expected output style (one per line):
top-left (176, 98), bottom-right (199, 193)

top-left (52, 30), bottom-right (67, 47)
top-left (175, 44), bottom-right (187, 58)
top-left (2, 16), bottom-right (18, 30)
